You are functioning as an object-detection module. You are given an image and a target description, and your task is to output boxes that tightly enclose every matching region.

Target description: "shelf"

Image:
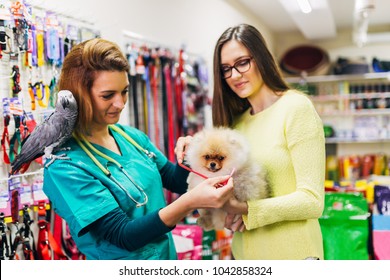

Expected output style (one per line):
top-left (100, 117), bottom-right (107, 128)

top-left (311, 92), bottom-right (390, 102)
top-left (326, 138), bottom-right (390, 144)
top-left (320, 109), bottom-right (390, 117)
top-left (285, 72), bottom-right (390, 84)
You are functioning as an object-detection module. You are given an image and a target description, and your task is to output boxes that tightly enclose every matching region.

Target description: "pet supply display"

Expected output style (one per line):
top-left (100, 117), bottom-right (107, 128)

top-left (372, 185), bottom-right (390, 259)
top-left (374, 185), bottom-right (390, 215)
top-left (372, 57), bottom-right (390, 73)
top-left (172, 224), bottom-right (203, 260)
top-left (320, 192), bottom-right (370, 260)
top-left (280, 45), bottom-right (330, 76)
top-left (333, 57), bottom-right (370, 75)
top-left (372, 214), bottom-right (390, 259)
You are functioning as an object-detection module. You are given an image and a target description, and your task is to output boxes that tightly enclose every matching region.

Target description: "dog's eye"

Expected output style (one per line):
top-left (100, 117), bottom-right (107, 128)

top-left (204, 155), bottom-right (210, 160)
top-left (218, 156), bottom-right (225, 161)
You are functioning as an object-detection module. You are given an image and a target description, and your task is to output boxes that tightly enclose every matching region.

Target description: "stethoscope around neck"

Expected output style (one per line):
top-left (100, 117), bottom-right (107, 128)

top-left (73, 125), bottom-right (156, 207)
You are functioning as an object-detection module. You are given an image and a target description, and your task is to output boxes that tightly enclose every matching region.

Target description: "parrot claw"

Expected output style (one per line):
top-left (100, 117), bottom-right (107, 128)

top-left (44, 153), bottom-right (70, 168)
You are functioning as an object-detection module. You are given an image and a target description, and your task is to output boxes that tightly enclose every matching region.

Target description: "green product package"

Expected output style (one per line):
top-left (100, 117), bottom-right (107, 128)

top-left (319, 192), bottom-right (370, 260)
top-left (202, 229), bottom-right (217, 260)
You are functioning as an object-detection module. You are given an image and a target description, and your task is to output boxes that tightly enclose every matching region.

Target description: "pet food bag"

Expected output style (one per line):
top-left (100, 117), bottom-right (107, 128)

top-left (372, 215), bottom-right (390, 260)
top-left (319, 192), bottom-right (370, 260)
top-left (172, 224), bottom-right (203, 260)
top-left (372, 185), bottom-right (390, 260)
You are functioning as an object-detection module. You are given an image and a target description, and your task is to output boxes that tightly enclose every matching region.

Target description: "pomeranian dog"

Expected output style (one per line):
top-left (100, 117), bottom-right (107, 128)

top-left (185, 127), bottom-right (270, 231)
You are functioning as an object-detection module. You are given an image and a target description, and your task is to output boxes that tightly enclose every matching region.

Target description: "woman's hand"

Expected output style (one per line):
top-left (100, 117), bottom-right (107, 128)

top-left (223, 197), bottom-right (248, 232)
top-left (174, 135), bottom-right (193, 164)
top-left (222, 197), bottom-right (248, 215)
top-left (188, 176), bottom-right (234, 209)
top-left (159, 176), bottom-right (234, 228)
top-left (225, 213), bottom-right (246, 232)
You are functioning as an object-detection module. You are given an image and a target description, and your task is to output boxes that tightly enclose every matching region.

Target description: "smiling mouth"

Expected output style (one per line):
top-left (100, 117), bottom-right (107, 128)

top-left (107, 112), bottom-right (120, 117)
top-left (234, 81), bottom-right (247, 88)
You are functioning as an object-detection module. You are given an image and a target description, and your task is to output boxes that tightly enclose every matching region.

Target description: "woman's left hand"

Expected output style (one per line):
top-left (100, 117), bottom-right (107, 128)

top-left (222, 197), bottom-right (248, 215)
top-left (225, 213), bottom-right (246, 232)
top-left (174, 135), bottom-right (193, 163)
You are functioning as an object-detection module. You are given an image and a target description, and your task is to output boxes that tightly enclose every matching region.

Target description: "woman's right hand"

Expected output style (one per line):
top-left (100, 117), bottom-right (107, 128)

top-left (188, 176), bottom-right (234, 209)
top-left (159, 176), bottom-right (233, 228)
top-left (174, 135), bottom-right (193, 164)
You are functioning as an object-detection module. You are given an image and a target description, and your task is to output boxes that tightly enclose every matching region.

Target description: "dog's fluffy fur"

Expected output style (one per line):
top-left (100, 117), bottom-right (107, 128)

top-left (185, 127), bottom-right (269, 231)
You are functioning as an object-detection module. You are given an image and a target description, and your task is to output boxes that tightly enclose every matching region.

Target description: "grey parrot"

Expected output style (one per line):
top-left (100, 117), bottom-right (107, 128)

top-left (10, 90), bottom-right (78, 175)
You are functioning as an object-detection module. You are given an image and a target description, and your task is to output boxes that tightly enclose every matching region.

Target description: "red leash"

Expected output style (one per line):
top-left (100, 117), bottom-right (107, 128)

top-left (178, 161), bottom-right (208, 179)
top-left (178, 162), bottom-right (235, 188)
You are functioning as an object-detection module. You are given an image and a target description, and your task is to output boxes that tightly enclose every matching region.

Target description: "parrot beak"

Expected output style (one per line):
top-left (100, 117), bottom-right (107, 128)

top-left (60, 97), bottom-right (69, 109)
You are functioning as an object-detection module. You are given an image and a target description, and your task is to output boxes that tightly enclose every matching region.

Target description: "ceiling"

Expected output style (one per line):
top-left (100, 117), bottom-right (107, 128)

top-left (237, 0), bottom-right (390, 43)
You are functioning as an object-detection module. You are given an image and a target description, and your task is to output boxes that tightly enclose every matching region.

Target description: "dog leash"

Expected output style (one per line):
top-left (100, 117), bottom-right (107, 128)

top-left (178, 161), bottom-right (235, 188)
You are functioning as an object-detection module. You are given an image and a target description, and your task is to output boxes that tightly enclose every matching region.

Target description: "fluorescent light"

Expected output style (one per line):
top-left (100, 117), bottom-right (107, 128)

top-left (297, 0), bottom-right (312, 13)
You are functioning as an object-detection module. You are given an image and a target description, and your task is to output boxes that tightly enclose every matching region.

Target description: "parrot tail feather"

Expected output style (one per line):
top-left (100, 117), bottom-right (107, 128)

top-left (10, 161), bottom-right (31, 175)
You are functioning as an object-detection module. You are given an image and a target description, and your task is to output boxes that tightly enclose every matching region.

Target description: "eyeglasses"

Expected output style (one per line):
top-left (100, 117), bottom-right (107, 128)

top-left (221, 57), bottom-right (253, 79)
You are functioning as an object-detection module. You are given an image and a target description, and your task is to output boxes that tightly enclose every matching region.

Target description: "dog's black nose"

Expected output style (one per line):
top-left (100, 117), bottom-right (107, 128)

top-left (210, 162), bottom-right (216, 168)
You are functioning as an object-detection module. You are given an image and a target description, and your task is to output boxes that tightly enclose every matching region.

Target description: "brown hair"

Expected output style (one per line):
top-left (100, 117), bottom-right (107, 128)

top-left (212, 24), bottom-right (289, 127)
top-left (58, 38), bottom-right (130, 135)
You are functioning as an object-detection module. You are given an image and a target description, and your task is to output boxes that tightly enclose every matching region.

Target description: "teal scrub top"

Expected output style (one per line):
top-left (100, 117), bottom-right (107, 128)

top-left (43, 124), bottom-right (177, 260)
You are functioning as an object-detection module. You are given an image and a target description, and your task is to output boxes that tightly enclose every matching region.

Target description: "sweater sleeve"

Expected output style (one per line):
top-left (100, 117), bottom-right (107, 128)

top-left (159, 161), bottom-right (189, 195)
top-left (86, 207), bottom-right (174, 251)
top-left (242, 95), bottom-right (325, 229)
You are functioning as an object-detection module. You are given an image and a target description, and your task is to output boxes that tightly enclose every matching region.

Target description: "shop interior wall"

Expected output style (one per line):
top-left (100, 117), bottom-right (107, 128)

top-left (0, 0), bottom-right (274, 179)
top-left (32, 0), bottom-right (275, 127)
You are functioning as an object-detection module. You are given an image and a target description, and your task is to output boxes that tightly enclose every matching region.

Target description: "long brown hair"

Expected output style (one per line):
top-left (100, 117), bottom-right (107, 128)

top-left (212, 24), bottom-right (289, 127)
top-left (58, 38), bottom-right (129, 135)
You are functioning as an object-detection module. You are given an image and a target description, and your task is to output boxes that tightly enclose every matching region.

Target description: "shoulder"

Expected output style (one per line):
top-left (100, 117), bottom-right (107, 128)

top-left (113, 124), bottom-right (149, 144)
top-left (280, 90), bottom-right (314, 108)
top-left (279, 90), bottom-right (318, 117)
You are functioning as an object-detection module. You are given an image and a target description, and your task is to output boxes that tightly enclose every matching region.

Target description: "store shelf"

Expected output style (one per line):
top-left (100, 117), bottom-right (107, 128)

top-left (320, 109), bottom-right (390, 117)
top-left (311, 92), bottom-right (390, 102)
top-left (285, 72), bottom-right (390, 84)
top-left (325, 137), bottom-right (390, 144)
top-left (286, 72), bottom-right (390, 160)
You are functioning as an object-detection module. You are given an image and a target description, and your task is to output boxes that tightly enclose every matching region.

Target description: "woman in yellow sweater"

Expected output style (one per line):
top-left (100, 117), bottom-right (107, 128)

top-left (212, 24), bottom-right (326, 260)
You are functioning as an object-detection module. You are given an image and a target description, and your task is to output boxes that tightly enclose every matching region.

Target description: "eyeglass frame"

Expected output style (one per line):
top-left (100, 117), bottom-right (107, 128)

top-left (220, 56), bottom-right (253, 79)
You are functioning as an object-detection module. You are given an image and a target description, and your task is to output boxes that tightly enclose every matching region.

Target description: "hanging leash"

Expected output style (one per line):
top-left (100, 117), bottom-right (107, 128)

top-left (21, 205), bottom-right (34, 260)
top-left (11, 65), bottom-right (21, 96)
top-left (144, 62), bottom-right (153, 139)
top-left (1, 114), bottom-right (11, 165)
top-left (9, 114), bottom-right (22, 163)
top-left (0, 213), bottom-right (10, 260)
top-left (151, 55), bottom-right (161, 150)
top-left (164, 64), bottom-right (176, 162)
top-left (36, 201), bottom-right (68, 260)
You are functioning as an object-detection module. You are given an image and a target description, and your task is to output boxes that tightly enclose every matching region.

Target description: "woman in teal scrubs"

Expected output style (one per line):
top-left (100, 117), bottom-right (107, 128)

top-left (43, 38), bottom-right (234, 260)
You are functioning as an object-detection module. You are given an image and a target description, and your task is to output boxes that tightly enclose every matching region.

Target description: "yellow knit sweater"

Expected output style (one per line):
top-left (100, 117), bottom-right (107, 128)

top-left (232, 90), bottom-right (325, 260)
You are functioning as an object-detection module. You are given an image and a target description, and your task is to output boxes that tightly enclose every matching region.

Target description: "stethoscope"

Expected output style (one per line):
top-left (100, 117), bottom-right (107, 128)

top-left (73, 125), bottom-right (156, 207)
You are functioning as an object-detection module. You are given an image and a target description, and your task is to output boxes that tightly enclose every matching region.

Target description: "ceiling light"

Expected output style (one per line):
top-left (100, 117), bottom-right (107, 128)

top-left (297, 0), bottom-right (312, 14)
top-left (279, 0), bottom-right (336, 39)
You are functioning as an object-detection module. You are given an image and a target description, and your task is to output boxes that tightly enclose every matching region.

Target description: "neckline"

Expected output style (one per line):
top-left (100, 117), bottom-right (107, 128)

top-left (87, 127), bottom-right (125, 160)
top-left (248, 90), bottom-right (290, 117)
